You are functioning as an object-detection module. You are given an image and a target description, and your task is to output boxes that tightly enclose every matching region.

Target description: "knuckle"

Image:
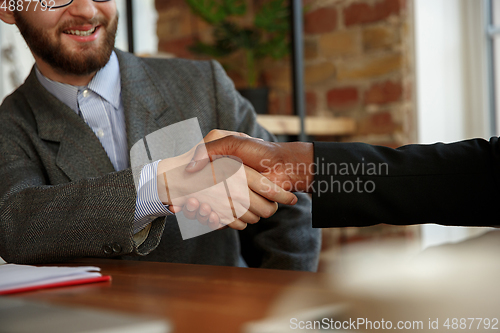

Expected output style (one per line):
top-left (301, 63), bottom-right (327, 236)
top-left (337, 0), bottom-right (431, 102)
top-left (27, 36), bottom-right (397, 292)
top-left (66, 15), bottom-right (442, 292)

top-left (264, 187), bottom-right (278, 198)
top-left (268, 203), bottom-right (279, 218)
top-left (246, 216), bottom-right (260, 224)
top-left (262, 206), bottom-right (275, 219)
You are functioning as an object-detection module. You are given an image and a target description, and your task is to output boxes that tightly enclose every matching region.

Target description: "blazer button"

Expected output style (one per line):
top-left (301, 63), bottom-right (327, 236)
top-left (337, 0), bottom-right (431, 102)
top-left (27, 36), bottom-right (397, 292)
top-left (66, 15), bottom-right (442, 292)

top-left (112, 243), bottom-right (122, 254)
top-left (103, 244), bottom-right (113, 255)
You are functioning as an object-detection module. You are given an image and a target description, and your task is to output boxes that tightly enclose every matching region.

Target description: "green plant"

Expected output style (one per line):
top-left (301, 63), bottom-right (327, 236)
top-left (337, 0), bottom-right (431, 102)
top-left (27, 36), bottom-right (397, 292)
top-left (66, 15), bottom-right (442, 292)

top-left (186, 0), bottom-right (290, 88)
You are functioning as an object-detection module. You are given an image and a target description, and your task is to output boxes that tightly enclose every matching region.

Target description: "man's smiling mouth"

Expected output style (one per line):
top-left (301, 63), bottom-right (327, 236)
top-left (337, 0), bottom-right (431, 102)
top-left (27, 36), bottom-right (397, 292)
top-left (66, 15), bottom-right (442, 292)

top-left (63, 27), bottom-right (97, 37)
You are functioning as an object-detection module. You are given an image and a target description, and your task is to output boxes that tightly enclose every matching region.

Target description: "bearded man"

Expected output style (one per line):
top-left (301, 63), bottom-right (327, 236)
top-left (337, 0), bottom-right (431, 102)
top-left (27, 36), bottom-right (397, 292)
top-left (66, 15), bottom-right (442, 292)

top-left (0, 0), bottom-right (320, 269)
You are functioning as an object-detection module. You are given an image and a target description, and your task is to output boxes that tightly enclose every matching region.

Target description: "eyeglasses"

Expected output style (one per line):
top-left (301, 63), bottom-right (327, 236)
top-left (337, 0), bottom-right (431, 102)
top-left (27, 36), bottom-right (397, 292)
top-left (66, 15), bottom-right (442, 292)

top-left (39, 0), bottom-right (112, 9)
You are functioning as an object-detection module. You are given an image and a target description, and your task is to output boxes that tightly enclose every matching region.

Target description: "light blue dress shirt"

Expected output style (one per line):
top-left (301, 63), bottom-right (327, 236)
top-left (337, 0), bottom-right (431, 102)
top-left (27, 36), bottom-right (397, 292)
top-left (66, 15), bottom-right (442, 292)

top-left (35, 52), bottom-right (172, 235)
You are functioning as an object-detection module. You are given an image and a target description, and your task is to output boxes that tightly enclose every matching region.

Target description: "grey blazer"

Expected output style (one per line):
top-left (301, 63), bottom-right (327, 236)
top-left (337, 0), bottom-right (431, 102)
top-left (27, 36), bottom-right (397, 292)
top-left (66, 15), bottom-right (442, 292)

top-left (0, 49), bottom-right (320, 270)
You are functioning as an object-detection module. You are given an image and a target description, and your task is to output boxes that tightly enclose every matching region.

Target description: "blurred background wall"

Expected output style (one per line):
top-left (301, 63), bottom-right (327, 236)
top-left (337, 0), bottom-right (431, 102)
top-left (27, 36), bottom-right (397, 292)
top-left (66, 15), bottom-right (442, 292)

top-left (155, 0), bottom-right (416, 147)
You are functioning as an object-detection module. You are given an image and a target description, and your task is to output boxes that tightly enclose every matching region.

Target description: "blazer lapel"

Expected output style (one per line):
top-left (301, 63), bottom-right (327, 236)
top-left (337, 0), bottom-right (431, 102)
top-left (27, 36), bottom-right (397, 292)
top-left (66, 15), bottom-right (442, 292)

top-left (21, 70), bottom-right (115, 181)
top-left (115, 50), bottom-right (174, 151)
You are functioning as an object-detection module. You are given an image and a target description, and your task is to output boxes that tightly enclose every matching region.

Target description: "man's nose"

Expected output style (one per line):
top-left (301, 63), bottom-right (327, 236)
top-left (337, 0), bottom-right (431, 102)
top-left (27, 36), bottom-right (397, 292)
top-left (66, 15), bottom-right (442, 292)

top-left (66, 0), bottom-right (98, 20)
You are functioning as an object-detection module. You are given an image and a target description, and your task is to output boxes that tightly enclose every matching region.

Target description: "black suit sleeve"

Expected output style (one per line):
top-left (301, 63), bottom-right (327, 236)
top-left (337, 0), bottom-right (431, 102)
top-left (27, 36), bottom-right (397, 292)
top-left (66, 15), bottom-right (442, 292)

top-left (312, 137), bottom-right (500, 227)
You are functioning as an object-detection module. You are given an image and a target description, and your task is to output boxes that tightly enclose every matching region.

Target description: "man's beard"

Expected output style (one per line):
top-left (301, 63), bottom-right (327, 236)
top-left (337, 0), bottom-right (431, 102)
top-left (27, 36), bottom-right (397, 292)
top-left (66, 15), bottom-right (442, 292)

top-left (14, 12), bottom-right (118, 76)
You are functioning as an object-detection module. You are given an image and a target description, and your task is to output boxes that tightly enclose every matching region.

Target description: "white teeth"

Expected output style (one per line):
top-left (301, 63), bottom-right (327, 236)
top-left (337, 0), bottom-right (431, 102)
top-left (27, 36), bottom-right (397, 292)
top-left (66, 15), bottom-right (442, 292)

top-left (64, 27), bottom-right (96, 37)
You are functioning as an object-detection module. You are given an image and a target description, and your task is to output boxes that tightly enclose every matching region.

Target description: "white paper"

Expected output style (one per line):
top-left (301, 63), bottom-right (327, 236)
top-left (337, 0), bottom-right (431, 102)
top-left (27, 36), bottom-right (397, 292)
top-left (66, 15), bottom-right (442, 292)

top-left (0, 264), bottom-right (102, 292)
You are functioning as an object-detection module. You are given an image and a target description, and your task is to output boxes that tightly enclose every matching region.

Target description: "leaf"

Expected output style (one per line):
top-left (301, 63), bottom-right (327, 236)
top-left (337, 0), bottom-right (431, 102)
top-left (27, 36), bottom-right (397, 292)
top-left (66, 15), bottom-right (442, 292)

top-left (221, 0), bottom-right (246, 16)
top-left (186, 0), bottom-right (247, 24)
top-left (215, 22), bottom-right (261, 50)
top-left (255, 33), bottom-right (289, 60)
top-left (255, 0), bottom-right (289, 33)
top-left (189, 41), bottom-right (233, 57)
top-left (186, 0), bottom-right (225, 24)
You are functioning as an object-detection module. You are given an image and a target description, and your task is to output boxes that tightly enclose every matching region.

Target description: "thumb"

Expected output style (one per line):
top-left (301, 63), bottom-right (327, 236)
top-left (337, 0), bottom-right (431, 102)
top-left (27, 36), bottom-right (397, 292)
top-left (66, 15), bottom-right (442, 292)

top-left (186, 139), bottom-right (228, 172)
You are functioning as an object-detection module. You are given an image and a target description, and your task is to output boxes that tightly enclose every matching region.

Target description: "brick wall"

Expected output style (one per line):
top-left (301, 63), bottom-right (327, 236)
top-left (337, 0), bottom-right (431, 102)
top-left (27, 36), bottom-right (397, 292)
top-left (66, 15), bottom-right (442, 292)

top-left (302, 0), bottom-right (415, 147)
top-left (154, 0), bottom-right (416, 146)
top-left (154, 0), bottom-right (420, 265)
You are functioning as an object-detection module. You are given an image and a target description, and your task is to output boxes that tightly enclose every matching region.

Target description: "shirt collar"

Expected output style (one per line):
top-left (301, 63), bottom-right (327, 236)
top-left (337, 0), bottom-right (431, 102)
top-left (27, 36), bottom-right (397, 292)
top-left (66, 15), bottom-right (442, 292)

top-left (35, 51), bottom-right (121, 113)
top-left (88, 51), bottom-right (121, 110)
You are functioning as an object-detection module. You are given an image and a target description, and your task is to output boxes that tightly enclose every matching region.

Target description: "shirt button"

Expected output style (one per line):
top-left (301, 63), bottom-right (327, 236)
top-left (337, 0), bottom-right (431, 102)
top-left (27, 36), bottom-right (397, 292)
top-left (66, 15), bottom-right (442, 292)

top-left (96, 129), bottom-right (105, 138)
top-left (82, 89), bottom-right (90, 98)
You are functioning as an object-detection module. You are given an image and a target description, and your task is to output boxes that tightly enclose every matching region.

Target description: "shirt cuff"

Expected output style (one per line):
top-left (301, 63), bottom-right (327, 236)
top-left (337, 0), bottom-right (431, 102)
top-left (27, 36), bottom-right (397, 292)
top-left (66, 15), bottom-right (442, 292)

top-left (133, 160), bottom-right (174, 234)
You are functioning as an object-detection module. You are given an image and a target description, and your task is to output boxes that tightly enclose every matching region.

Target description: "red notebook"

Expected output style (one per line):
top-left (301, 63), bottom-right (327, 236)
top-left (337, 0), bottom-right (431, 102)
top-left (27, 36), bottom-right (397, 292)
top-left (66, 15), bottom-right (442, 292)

top-left (0, 264), bottom-right (111, 295)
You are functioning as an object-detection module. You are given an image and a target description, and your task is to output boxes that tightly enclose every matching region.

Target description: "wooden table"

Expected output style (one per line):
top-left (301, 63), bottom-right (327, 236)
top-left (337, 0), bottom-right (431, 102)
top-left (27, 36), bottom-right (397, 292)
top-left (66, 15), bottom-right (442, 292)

top-left (10, 259), bottom-right (332, 333)
top-left (8, 232), bottom-right (500, 333)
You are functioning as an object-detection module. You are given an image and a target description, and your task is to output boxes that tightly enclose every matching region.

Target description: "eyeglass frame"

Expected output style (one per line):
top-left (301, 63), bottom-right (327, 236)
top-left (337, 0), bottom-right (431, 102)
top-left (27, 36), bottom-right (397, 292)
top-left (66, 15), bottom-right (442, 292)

top-left (38, 0), bottom-right (112, 9)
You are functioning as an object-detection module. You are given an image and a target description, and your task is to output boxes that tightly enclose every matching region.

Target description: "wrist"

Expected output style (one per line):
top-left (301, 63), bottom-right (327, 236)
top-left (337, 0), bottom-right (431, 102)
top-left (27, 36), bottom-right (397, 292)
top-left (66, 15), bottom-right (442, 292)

top-left (283, 142), bottom-right (314, 192)
top-left (156, 160), bottom-right (172, 205)
top-left (157, 153), bottom-right (192, 204)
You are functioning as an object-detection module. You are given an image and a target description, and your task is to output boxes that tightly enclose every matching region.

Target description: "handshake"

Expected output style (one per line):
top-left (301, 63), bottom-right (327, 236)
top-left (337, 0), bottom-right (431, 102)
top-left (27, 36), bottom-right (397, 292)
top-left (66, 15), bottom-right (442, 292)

top-left (155, 129), bottom-right (314, 235)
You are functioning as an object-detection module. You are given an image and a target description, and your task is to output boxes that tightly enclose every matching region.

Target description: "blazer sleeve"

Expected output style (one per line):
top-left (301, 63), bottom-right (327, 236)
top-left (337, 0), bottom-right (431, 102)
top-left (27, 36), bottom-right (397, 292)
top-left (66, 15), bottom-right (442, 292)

top-left (210, 60), bottom-right (321, 271)
top-left (0, 99), bottom-right (164, 264)
top-left (312, 138), bottom-right (500, 227)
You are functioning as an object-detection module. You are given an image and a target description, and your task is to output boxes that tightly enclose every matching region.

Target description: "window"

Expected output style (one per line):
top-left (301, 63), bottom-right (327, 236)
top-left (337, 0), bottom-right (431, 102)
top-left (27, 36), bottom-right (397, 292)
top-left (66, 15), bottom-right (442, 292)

top-left (415, 0), bottom-right (492, 248)
top-left (488, 0), bottom-right (500, 135)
